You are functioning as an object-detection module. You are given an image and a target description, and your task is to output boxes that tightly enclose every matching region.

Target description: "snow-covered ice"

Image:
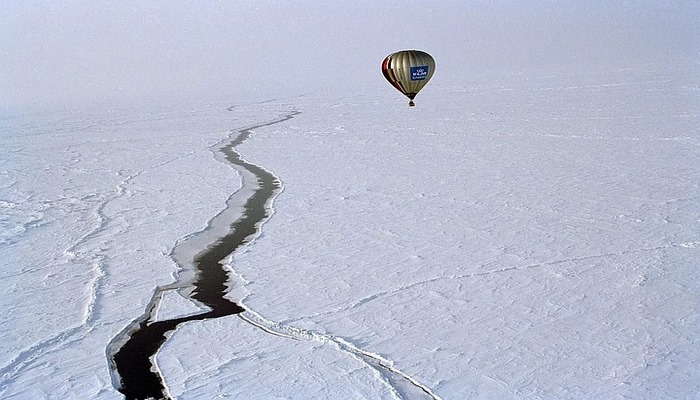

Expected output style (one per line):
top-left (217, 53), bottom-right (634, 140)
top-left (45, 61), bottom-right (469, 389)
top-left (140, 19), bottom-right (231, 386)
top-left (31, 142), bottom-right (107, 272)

top-left (163, 63), bottom-right (700, 399)
top-left (1, 103), bottom-right (243, 398)
top-left (1, 1), bottom-right (699, 398)
top-left (2, 59), bottom-right (698, 399)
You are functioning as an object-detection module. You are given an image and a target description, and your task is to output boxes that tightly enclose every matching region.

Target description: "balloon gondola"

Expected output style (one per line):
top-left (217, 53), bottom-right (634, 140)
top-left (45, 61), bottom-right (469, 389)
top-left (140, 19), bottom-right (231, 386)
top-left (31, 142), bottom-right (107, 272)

top-left (381, 50), bottom-right (435, 107)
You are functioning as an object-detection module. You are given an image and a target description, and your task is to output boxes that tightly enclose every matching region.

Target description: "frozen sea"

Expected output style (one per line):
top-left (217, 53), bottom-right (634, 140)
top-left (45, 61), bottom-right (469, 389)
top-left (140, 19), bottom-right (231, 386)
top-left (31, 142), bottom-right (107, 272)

top-left (1, 60), bottom-right (699, 399)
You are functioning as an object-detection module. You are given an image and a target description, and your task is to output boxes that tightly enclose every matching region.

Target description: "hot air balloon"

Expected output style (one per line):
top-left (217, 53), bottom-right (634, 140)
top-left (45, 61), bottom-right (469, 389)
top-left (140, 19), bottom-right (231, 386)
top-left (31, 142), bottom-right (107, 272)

top-left (382, 50), bottom-right (435, 107)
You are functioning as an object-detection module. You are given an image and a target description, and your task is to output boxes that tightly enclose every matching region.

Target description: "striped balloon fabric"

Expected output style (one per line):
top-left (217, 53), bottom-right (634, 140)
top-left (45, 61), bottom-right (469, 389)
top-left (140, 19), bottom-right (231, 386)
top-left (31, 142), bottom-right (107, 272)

top-left (382, 50), bottom-right (436, 106)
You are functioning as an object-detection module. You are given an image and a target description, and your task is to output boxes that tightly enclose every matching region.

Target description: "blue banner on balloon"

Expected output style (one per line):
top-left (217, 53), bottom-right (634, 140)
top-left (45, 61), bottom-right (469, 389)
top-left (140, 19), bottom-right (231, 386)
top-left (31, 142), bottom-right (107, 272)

top-left (410, 66), bottom-right (429, 81)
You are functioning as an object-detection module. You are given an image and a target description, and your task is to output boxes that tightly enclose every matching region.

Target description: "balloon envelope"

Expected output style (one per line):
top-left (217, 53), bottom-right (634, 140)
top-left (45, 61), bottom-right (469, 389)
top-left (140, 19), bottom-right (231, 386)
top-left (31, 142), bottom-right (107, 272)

top-left (382, 50), bottom-right (435, 106)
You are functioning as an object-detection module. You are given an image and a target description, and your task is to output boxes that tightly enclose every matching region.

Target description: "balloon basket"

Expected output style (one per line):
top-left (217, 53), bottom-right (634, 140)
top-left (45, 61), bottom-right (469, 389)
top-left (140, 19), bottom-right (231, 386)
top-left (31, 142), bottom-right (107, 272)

top-left (408, 100), bottom-right (415, 107)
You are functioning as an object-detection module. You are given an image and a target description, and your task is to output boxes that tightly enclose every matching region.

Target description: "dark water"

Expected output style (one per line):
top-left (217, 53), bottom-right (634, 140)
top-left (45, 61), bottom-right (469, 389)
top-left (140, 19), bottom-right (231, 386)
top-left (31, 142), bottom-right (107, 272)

top-left (111, 111), bottom-right (299, 400)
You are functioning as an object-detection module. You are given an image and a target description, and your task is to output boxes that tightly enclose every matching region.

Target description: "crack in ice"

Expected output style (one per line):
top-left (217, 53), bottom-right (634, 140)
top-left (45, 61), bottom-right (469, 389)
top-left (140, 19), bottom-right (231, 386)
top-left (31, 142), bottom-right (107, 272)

top-left (104, 103), bottom-right (442, 399)
top-left (238, 310), bottom-right (442, 400)
top-left (281, 241), bottom-right (700, 325)
top-left (0, 170), bottom-right (140, 388)
top-left (107, 108), bottom-right (302, 399)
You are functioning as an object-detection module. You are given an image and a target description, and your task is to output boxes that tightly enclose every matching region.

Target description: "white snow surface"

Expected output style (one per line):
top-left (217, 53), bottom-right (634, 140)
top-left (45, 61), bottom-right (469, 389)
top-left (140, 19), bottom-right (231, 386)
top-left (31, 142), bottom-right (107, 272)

top-left (1, 61), bottom-right (699, 399)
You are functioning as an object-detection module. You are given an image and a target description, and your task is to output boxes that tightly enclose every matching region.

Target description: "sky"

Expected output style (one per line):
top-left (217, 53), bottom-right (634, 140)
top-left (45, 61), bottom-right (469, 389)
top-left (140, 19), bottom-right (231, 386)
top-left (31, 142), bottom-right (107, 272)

top-left (1, 1), bottom-right (698, 111)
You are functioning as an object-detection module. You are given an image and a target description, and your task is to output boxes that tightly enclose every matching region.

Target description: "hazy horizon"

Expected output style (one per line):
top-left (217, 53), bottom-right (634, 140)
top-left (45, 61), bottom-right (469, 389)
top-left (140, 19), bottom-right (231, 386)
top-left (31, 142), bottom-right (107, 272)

top-left (1, 1), bottom-right (698, 111)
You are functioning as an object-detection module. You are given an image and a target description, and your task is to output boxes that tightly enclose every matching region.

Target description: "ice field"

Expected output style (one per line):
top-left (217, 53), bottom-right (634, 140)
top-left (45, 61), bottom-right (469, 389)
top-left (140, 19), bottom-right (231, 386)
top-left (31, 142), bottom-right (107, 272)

top-left (2, 60), bottom-right (699, 398)
top-left (1, 2), bottom-right (699, 399)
